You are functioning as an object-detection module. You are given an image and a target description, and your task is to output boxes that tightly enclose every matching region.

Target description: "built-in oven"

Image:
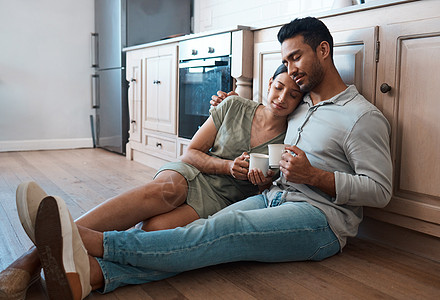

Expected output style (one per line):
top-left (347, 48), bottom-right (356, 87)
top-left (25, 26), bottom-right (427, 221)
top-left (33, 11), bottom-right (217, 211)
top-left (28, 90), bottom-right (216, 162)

top-left (178, 33), bottom-right (233, 139)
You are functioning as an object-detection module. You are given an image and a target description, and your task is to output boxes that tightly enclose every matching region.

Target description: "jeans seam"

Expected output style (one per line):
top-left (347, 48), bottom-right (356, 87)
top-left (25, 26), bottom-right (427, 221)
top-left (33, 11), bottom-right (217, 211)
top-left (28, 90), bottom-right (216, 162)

top-left (112, 226), bottom-right (330, 257)
top-left (307, 231), bottom-right (339, 260)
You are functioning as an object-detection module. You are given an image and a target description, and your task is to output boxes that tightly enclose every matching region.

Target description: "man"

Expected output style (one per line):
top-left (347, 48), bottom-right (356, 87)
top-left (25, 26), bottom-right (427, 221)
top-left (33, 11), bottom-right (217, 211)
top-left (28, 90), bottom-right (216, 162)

top-left (9, 17), bottom-right (392, 299)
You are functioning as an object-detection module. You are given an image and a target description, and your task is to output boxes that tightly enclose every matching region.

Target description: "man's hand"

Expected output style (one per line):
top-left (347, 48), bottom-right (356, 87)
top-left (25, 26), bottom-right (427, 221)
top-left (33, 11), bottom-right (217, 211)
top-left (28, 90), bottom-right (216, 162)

top-left (279, 146), bottom-right (314, 184)
top-left (280, 145), bottom-right (336, 197)
top-left (210, 90), bottom-right (238, 107)
top-left (229, 152), bottom-right (250, 180)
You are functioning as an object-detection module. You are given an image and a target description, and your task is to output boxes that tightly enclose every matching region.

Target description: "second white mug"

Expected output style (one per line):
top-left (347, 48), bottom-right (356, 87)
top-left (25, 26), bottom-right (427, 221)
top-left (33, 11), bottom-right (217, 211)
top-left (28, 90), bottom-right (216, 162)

top-left (268, 144), bottom-right (287, 168)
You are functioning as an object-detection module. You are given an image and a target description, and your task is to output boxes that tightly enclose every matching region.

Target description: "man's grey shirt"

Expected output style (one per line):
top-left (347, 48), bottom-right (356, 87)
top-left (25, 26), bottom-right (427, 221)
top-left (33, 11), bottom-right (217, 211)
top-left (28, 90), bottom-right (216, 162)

top-left (264, 85), bottom-right (393, 249)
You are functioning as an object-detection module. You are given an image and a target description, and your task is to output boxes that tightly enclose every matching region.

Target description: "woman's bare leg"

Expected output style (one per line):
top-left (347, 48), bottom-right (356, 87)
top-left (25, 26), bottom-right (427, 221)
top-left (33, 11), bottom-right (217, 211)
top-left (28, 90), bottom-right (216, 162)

top-left (141, 204), bottom-right (200, 231)
top-left (76, 170), bottom-right (188, 232)
top-left (1, 170), bottom-right (187, 294)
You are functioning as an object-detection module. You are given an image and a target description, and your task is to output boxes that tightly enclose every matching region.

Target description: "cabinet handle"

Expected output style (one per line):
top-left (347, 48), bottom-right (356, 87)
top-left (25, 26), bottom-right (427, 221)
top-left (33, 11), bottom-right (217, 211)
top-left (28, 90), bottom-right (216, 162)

top-left (380, 83), bottom-right (392, 94)
top-left (156, 142), bottom-right (162, 148)
top-left (191, 49), bottom-right (198, 55)
top-left (130, 78), bottom-right (136, 82)
top-left (91, 74), bottom-right (99, 108)
top-left (131, 120), bottom-right (136, 124)
top-left (153, 80), bottom-right (161, 84)
top-left (208, 47), bottom-right (215, 53)
top-left (91, 33), bottom-right (99, 67)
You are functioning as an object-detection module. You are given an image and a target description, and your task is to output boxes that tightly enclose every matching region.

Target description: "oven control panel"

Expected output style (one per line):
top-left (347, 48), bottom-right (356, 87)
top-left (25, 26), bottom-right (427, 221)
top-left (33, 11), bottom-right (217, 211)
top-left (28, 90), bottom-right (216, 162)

top-left (179, 32), bottom-right (231, 61)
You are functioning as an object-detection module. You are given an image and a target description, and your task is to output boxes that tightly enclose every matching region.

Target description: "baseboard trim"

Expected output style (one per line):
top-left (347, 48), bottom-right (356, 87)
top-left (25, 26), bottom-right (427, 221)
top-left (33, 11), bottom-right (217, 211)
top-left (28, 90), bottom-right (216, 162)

top-left (357, 217), bottom-right (440, 262)
top-left (0, 138), bottom-right (93, 152)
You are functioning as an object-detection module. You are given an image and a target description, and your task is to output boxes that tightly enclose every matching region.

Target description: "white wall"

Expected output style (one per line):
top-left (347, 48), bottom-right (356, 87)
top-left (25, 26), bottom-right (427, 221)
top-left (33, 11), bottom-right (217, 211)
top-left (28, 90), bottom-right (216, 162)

top-left (193, 0), bottom-right (336, 33)
top-left (0, 0), bottom-right (350, 152)
top-left (0, 0), bottom-right (94, 151)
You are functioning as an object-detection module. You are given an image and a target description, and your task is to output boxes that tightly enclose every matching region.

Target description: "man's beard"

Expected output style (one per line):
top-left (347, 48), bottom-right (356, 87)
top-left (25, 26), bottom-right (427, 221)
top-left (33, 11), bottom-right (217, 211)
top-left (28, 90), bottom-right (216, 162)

top-left (298, 60), bottom-right (325, 93)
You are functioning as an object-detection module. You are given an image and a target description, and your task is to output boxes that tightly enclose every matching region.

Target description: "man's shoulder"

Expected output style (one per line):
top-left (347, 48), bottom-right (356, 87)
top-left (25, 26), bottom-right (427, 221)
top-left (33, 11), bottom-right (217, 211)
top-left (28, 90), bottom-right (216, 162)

top-left (330, 86), bottom-right (388, 131)
top-left (342, 86), bottom-right (382, 115)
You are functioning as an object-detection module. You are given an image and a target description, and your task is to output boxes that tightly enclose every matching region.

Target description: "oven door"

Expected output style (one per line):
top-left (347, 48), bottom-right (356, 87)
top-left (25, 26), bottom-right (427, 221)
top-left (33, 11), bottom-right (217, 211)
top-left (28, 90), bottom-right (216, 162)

top-left (178, 56), bottom-right (232, 139)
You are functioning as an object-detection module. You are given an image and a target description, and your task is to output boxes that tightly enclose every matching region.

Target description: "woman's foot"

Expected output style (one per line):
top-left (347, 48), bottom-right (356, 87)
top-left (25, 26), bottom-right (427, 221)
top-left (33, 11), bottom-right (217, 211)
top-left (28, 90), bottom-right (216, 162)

top-left (35, 196), bottom-right (92, 300)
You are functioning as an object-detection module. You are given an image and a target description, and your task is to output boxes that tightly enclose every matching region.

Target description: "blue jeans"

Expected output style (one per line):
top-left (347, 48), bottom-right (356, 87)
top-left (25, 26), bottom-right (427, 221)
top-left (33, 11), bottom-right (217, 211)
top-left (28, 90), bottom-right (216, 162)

top-left (96, 193), bottom-right (340, 293)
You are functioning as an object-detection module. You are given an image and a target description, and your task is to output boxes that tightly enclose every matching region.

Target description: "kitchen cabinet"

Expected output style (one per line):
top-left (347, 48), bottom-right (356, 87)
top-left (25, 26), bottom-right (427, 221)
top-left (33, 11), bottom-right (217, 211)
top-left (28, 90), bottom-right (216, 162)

top-left (365, 17), bottom-right (440, 239)
top-left (252, 0), bottom-right (440, 259)
top-left (125, 29), bottom-right (252, 167)
top-left (125, 42), bottom-right (178, 167)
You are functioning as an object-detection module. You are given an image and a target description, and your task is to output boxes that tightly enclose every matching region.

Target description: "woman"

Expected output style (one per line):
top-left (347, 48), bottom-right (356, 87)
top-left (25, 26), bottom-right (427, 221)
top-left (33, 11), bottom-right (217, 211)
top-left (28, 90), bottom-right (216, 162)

top-left (0, 64), bottom-right (303, 300)
top-left (76, 63), bottom-right (302, 232)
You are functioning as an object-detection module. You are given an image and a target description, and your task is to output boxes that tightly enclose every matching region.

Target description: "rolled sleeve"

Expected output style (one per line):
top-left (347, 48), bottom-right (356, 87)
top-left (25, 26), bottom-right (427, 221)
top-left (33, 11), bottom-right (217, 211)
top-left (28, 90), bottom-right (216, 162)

top-left (334, 111), bottom-right (392, 208)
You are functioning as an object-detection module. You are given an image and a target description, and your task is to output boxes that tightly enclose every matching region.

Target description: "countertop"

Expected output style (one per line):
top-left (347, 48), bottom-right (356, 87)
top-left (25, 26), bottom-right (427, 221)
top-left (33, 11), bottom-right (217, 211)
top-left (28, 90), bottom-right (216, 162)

top-left (123, 25), bottom-right (251, 52)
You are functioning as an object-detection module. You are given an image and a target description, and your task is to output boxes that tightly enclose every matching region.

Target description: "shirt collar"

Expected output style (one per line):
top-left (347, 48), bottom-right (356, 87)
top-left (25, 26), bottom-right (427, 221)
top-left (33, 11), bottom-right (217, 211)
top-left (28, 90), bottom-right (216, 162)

top-left (302, 85), bottom-right (359, 107)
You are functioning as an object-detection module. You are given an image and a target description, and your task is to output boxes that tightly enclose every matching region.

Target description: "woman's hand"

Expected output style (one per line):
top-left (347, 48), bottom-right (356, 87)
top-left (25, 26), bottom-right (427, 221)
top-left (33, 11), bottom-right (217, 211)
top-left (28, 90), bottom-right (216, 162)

top-left (229, 152), bottom-right (250, 180)
top-left (248, 169), bottom-right (274, 186)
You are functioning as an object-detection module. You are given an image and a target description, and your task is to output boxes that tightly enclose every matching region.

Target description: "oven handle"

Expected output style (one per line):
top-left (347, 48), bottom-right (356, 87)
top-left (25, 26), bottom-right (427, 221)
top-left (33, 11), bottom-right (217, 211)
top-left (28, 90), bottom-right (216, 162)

top-left (179, 57), bottom-right (229, 69)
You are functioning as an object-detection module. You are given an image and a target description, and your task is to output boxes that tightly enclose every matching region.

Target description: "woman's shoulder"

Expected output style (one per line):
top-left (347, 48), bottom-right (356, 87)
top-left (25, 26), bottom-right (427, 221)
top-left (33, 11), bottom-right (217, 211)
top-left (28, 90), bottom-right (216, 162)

top-left (219, 95), bottom-right (259, 110)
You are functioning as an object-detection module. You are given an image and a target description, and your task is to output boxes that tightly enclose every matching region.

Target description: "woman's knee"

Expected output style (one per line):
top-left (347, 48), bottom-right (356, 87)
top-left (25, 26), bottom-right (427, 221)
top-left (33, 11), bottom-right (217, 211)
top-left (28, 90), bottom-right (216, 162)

top-left (146, 172), bottom-right (188, 207)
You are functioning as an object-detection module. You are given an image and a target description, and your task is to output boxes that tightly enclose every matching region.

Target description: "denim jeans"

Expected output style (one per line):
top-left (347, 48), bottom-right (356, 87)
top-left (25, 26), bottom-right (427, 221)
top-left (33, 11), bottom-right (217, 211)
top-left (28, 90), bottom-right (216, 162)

top-left (96, 193), bottom-right (340, 293)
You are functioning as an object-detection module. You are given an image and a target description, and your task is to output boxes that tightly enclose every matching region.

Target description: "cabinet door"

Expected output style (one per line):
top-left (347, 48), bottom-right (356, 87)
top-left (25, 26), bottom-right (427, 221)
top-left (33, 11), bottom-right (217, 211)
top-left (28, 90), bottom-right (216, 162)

top-left (144, 55), bottom-right (160, 131)
top-left (126, 53), bottom-right (142, 142)
top-left (143, 44), bottom-right (177, 135)
top-left (253, 41), bottom-right (282, 105)
top-left (332, 27), bottom-right (378, 104)
top-left (367, 18), bottom-right (440, 237)
top-left (156, 49), bottom-right (177, 134)
top-left (253, 27), bottom-right (377, 105)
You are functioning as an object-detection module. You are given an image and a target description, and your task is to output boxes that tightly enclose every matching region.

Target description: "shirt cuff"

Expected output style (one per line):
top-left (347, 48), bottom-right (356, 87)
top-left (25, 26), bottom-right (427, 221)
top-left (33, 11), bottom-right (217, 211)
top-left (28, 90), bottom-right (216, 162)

top-left (334, 171), bottom-right (350, 205)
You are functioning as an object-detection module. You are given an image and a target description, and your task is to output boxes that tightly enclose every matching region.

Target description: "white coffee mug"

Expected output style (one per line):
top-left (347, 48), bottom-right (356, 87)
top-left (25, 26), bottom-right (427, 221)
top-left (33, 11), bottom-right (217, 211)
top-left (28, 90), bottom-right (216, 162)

top-left (249, 153), bottom-right (269, 176)
top-left (268, 144), bottom-right (287, 168)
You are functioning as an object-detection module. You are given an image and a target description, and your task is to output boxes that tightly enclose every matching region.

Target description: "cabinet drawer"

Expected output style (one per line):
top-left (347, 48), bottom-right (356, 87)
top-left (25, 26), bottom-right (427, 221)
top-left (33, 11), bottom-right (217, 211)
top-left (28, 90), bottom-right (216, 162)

top-left (144, 133), bottom-right (176, 159)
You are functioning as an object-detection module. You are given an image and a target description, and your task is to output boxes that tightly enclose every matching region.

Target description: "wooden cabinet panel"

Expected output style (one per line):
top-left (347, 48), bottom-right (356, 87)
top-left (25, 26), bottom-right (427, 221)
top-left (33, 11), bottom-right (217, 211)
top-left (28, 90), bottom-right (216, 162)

top-left (396, 36), bottom-right (440, 198)
top-left (371, 17), bottom-right (440, 237)
top-left (177, 138), bottom-right (190, 158)
top-left (253, 27), bottom-right (378, 106)
top-left (332, 26), bottom-right (378, 104)
top-left (144, 56), bottom-right (160, 130)
top-left (156, 53), bottom-right (175, 133)
top-left (253, 41), bottom-right (282, 104)
top-left (143, 131), bottom-right (177, 159)
top-left (126, 43), bottom-right (178, 163)
top-left (126, 53), bottom-right (142, 142)
top-left (142, 44), bottom-right (177, 135)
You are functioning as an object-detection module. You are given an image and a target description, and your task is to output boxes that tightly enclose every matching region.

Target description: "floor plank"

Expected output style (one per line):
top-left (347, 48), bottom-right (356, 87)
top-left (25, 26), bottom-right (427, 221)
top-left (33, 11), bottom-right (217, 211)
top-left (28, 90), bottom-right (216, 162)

top-left (0, 149), bottom-right (439, 300)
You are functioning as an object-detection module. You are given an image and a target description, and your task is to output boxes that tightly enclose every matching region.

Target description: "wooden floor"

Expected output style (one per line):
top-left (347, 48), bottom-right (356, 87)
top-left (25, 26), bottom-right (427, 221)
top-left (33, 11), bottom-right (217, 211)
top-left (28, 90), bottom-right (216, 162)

top-left (1, 149), bottom-right (439, 299)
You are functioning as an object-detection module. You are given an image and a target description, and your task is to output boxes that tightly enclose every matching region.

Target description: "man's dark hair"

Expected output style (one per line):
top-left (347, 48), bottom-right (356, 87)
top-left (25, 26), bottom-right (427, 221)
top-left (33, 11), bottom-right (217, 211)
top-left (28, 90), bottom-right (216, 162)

top-left (277, 17), bottom-right (334, 60)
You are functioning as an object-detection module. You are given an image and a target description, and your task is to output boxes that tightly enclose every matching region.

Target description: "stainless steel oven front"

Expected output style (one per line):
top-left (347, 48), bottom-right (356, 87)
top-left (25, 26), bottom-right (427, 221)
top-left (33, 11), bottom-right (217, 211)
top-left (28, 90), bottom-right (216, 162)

top-left (178, 33), bottom-right (233, 139)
